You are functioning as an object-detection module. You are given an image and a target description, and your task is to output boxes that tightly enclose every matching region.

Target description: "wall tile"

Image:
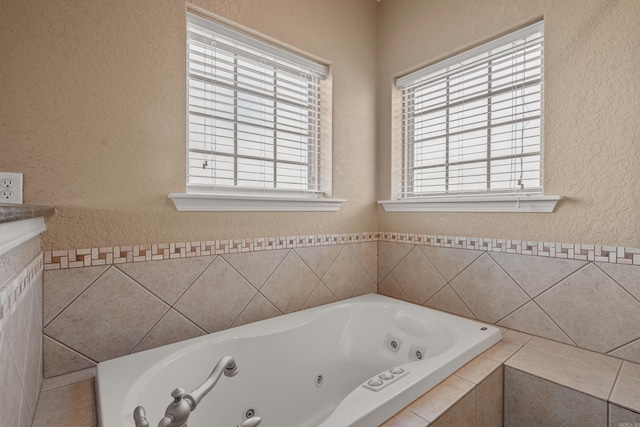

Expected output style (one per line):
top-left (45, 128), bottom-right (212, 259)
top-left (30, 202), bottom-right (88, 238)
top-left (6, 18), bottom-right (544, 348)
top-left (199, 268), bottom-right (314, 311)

top-left (535, 264), bottom-right (640, 353)
top-left (301, 283), bottom-right (338, 310)
top-left (43, 265), bottom-right (108, 326)
top-left (609, 403), bottom-right (640, 426)
top-left (22, 275), bottom-right (43, 415)
top-left (260, 251), bottom-right (319, 314)
top-left (377, 256), bottom-right (391, 283)
top-left (3, 283), bottom-right (34, 385)
top-left (132, 309), bottom-right (205, 353)
top-left (391, 247), bottom-right (446, 304)
top-left (223, 250), bottom-right (288, 289)
top-left (609, 339), bottom-right (640, 364)
top-left (610, 362), bottom-right (640, 413)
top-left (498, 301), bottom-right (574, 345)
top-left (321, 246), bottom-right (367, 300)
top-left (0, 331), bottom-right (24, 427)
top-left (32, 378), bottom-right (96, 427)
top-left (44, 267), bottom-right (169, 361)
top-left (419, 246), bottom-right (482, 282)
top-left (596, 261), bottom-right (640, 301)
top-left (378, 274), bottom-right (409, 302)
top-left (408, 375), bottom-right (475, 423)
top-left (505, 346), bottom-right (617, 400)
top-left (353, 274), bottom-right (377, 297)
top-left (425, 285), bottom-right (475, 319)
top-left (175, 257), bottom-right (256, 333)
top-left (490, 252), bottom-right (587, 298)
top-left (526, 337), bottom-right (621, 374)
top-left (18, 394), bottom-right (32, 427)
top-left (347, 242), bottom-right (377, 272)
top-left (455, 356), bottom-right (501, 385)
top-left (43, 336), bottom-right (95, 378)
top-left (505, 367), bottom-right (607, 427)
top-left (231, 293), bottom-right (282, 328)
top-left (449, 253), bottom-right (529, 323)
top-left (294, 245), bottom-right (342, 279)
top-left (378, 242), bottom-right (413, 271)
top-left (0, 236), bottom-right (40, 289)
top-left (476, 366), bottom-right (503, 427)
top-left (431, 387), bottom-right (476, 427)
top-left (117, 256), bottom-right (215, 304)
top-left (380, 409), bottom-right (428, 427)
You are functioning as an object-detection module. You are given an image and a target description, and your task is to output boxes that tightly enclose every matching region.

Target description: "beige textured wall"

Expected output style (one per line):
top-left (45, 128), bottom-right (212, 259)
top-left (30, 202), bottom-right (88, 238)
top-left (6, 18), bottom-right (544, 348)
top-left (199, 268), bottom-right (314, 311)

top-left (377, 0), bottom-right (640, 247)
top-left (0, 0), bottom-right (378, 250)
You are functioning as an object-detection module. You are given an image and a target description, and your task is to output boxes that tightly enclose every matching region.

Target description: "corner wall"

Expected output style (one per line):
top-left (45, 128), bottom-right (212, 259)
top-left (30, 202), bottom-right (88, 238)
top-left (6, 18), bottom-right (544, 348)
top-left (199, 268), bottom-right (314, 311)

top-left (0, 238), bottom-right (44, 426)
top-left (377, 0), bottom-right (640, 248)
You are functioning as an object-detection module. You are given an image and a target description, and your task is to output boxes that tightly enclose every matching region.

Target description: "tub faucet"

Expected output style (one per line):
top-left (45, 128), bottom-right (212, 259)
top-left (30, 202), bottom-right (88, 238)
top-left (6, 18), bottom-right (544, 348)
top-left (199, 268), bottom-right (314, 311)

top-left (134, 355), bottom-right (246, 427)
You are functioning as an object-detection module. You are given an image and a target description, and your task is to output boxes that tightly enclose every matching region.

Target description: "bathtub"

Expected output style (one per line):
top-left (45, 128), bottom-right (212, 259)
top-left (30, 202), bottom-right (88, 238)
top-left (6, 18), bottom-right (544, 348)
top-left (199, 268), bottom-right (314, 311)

top-left (96, 294), bottom-right (501, 427)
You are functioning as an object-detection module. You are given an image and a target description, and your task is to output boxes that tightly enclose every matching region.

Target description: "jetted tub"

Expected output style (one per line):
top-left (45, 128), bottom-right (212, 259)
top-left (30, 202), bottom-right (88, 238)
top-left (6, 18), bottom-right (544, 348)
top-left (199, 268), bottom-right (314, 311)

top-left (96, 294), bottom-right (501, 427)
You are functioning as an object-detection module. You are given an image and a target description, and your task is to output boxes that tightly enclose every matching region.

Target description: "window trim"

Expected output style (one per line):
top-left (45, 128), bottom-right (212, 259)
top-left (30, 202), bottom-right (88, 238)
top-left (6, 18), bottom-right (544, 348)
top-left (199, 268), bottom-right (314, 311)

top-left (382, 20), bottom-right (561, 212)
top-left (171, 10), bottom-right (342, 212)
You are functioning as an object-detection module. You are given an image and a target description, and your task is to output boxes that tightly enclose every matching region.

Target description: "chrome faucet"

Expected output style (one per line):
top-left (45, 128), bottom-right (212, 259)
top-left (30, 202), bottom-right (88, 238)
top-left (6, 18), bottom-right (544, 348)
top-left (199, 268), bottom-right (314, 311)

top-left (133, 356), bottom-right (261, 427)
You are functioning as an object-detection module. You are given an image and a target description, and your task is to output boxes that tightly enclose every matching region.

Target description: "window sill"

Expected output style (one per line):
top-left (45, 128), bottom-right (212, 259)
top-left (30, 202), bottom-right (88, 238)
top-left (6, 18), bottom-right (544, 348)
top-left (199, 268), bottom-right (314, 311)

top-left (169, 193), bottom-right (346, 212)
top-left (378, 194), bottom-right (562, 213)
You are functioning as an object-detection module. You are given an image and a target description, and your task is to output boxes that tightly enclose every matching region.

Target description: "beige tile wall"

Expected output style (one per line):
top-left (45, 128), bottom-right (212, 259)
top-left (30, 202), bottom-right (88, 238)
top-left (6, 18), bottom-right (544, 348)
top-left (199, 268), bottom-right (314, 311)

top-left (377, 238), bottom-right (640, 365)
top-left (42, 230), bottom-right (640, 378)
top-left (0, 244), bottom-right (44, 427)
top-left (43, 241), bottom-right (377, 377)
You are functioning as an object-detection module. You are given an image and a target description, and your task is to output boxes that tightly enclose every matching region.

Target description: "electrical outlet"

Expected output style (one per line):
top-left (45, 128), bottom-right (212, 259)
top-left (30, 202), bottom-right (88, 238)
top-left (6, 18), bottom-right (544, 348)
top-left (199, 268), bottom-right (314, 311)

top-left (0, 172), bottom-right (23, 204)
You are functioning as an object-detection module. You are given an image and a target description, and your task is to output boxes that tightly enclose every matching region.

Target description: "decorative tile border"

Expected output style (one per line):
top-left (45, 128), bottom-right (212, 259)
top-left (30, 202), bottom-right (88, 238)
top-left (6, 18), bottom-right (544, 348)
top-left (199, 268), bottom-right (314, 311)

top-left (43, 232), bottom-right (380, 270)
top-left (0, 253), bottom-right (43, 331)
top-left (379, 232), bottom-right (640, 265)
top-left (42, 231), bottom-right (640, 271)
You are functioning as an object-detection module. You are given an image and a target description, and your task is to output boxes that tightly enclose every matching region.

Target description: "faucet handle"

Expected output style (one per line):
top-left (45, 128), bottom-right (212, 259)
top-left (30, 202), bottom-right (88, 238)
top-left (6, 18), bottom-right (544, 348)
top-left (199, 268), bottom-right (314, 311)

top-left (133, 406), bottom-right (150, 427)
top-left (171, 387), bottom-right (186, 402)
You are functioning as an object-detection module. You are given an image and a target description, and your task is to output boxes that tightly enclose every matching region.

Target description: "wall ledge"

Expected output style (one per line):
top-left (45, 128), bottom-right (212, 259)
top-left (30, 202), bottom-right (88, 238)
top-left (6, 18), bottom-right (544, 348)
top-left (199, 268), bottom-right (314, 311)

top-left (378, 194), bottom-right (563, 213)
top-left (0, 217), bottom-right (46, 257)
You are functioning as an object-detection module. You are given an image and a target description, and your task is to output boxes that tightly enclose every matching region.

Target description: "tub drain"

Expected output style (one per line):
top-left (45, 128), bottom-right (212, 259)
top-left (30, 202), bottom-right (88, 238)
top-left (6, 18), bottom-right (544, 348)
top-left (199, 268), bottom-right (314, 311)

top-left (415, 350), bottom-right (423, 360)
top-left (244, 408), bottom-right (256, 419)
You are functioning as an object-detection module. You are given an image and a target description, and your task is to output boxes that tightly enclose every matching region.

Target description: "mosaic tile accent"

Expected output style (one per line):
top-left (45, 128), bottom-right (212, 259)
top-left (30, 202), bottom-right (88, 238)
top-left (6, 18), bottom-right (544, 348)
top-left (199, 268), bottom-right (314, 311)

top-left (43, 231), bottom-right (640, 271)
top-left (0, 253), bottom-right (43, 331)
top-left (43, 232), bottom-right (380, 270)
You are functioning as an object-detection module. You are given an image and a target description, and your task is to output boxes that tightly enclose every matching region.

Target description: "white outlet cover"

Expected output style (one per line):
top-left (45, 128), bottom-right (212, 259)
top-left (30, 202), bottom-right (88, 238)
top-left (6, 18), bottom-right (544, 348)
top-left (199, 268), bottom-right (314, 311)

top-left (0, 172), bottom-right (23, 204)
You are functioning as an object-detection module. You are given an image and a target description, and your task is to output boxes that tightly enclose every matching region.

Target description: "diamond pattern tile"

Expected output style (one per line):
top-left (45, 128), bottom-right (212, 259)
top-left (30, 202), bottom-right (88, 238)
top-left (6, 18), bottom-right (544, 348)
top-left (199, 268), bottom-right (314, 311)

top-left (294, 245), bottom-right (342, 278)
top-left (425, 285), bottom-right (475, 319)
top-left (44, 267), bottom-right (169, 362)
top-left (449, 253), bottom-right (529, 323)
top-left (132, 309), bottom-right (205, 353)
top-left (117, 256), bottom-right (215, 304)
top-left (378, 242), bottom-right (413, 270)
top-left (378, 274), bottom-right (409, 302)
top-left (347, 242), bottom-right (377, 272)
top-left (491, 252), bottom-right (587, 298)
top-left (43, 265), bottom-right (108, 326)
top-left (322, 246), bottom-right (367, 300)
top-left (43, 336), bottom-right (95, 378)
top-left (377, 256), bottom-right (390, 283)
top-left (536, 264), bottom-right (640, 353)
top-left (174, 257), bottom-right (257, 333)
top-left (353, 274), bottom-right (377, 297)
top-left (419, 246), bottom-right (482, 282)
top-left (608, 339), bottom-right (640, 364)
top-left (261, 251), bottom-right (319, 314)
top-left (597, 262), bottom-right (640, 301)
top-left (391, 247), bottom-right (446, 303)
top-left (498, 301), bottom-right (574, 345)
top-left (223, 250), bottom-right (288, 289)
top-left (301, 283), bottom-right (338, 310)
top-left (232, 293), bottom-right (282, 328)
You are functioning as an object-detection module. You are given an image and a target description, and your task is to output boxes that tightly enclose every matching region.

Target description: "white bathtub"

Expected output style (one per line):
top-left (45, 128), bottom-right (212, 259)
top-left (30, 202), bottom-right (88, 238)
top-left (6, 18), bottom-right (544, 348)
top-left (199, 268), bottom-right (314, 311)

top-left (96, 294), bottom-right (501, 427)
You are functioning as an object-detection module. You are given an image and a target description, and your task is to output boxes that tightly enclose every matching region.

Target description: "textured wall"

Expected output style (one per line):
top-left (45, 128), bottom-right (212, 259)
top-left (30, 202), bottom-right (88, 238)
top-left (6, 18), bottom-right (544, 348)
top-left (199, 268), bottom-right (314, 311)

top-left (0, 0), bottom-right (378, 250)
top-left (377, 0), bottom-right (640, 248)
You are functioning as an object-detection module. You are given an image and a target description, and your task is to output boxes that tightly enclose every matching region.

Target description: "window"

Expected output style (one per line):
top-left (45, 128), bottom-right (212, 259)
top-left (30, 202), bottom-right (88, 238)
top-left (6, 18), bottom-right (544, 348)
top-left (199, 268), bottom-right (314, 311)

top-left (381, 21), bottom-right (560, 212)
top-left (170, 13), bottom-right (343, 211)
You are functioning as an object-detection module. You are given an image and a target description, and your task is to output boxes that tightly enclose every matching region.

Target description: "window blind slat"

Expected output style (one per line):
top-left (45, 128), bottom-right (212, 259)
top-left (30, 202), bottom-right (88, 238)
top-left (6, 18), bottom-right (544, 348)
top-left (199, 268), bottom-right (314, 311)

top-left (398, 21), bottom-right (544, 198)
top-left (187, 14), bottom-right (325, 193)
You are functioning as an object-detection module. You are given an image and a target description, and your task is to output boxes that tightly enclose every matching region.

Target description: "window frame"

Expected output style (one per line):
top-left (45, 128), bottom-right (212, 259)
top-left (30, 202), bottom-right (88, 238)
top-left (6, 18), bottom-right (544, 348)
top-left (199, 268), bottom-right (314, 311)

top-left (380, 20), bottom-right (561, 213)
top-left (170, 11), bottom-right (344, 212)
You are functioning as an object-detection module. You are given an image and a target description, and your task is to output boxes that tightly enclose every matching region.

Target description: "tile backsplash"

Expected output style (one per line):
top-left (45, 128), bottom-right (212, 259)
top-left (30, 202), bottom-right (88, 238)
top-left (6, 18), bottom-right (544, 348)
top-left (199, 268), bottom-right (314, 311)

top-left (42, 231), bottom-right (640, 378)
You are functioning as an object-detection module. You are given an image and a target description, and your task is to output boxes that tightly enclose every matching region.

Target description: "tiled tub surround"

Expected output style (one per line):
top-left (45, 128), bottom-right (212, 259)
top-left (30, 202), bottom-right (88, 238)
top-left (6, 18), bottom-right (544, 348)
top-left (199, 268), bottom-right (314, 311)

top-left (32, 329), bottom-right (640, 426)
top-left (376, 236), bottom-right (640, 365)
top-left (0, 240), bottom-right (45, 427)
top-left (42, 240), bottom-right (378, 377)
top-left (42, 230), bottom-right (640, 378)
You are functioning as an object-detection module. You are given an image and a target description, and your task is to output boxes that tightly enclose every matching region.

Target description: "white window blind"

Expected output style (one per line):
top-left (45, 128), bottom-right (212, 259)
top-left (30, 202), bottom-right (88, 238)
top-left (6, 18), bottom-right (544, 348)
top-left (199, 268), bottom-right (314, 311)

top-left (397, 21), bottom-right (544, 198)
top-left (186, 13), bottom-right (328, 195)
